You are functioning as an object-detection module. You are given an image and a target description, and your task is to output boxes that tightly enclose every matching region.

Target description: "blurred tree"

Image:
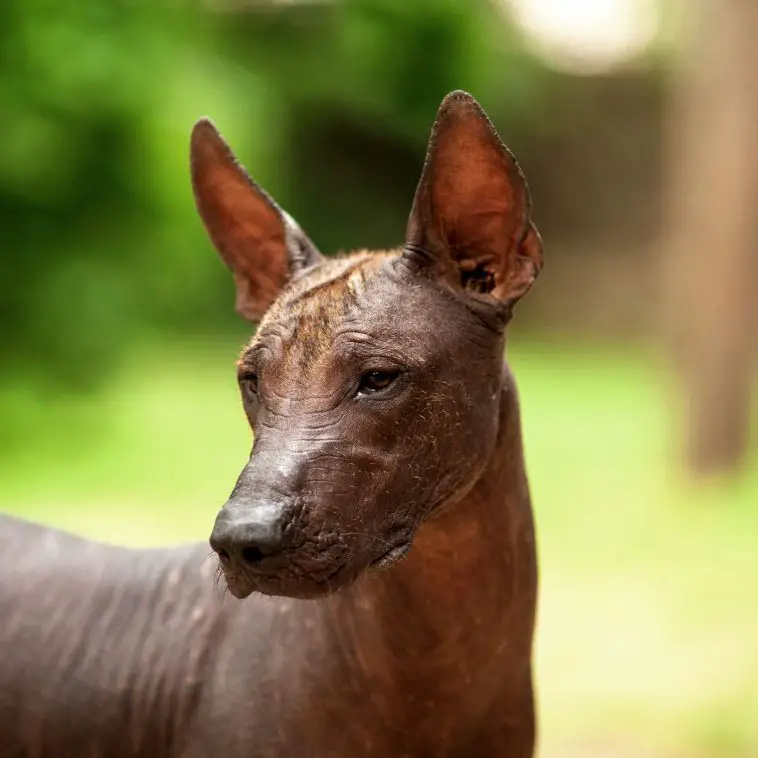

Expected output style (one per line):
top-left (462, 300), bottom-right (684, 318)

top-left (0, 0), bottom-right (255, 388)
top-left (662, 0), bottom-right (758, 475)
top-left (0, 0), bottom-right (544, 391)
top-left (217, 0), bottom-right (546, 252)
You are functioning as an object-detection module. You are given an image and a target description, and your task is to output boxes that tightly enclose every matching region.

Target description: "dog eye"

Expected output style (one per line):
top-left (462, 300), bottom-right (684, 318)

top-left (239, 373), bottom-right (259, 400)
top-left (358, 370), bottom-right (400, 394)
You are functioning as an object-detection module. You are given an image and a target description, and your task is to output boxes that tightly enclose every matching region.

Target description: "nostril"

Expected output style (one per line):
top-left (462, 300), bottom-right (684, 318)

top-left (216, 548), bottom-right (231, 565)
top-left (212, 503), bottom-right (288, 567)
top-left (241, 545), bottom-right (266, 564)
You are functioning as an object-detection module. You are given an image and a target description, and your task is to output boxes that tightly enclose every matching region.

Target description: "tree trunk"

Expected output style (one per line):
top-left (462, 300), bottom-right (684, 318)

top-left (662, 0), bottom-right (758, 476)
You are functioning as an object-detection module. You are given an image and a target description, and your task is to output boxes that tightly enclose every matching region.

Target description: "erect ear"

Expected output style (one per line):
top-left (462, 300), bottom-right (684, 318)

top-left (190, 118), bottom-right (324, 321)
top-left (404, 91), bottom-right (543, 314)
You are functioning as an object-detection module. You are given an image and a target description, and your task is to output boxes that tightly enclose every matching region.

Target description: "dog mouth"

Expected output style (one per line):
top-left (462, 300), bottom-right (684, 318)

top-left (222, 561), bottom-right (347, 600)
top-left (222, 572), bottom-right (257, 600)
top-left (218, 535), bottom-right (413, 600)
top-left (369, 541), bottom-right (412, 570)
top-left (219, 543), bottom-right (350, 600)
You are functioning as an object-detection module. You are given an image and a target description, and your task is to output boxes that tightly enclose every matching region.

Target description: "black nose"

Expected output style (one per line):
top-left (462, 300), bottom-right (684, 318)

top-left (210, 503), bottom-right (289, 568)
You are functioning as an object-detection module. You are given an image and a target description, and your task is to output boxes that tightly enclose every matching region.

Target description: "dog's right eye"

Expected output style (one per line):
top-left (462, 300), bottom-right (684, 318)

top-left (239, 373), bottom-right (259, 401)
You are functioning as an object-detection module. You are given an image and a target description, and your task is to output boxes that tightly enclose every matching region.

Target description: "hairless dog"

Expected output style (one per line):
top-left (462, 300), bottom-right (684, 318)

top-left (0, 90), bottom-right (543, 757)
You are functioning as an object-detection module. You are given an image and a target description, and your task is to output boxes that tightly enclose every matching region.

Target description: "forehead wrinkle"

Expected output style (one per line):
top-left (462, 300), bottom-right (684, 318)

top-left (245, 249), bottom-right (401, 365)
top-left (285, 258), bottom-right (368, 306)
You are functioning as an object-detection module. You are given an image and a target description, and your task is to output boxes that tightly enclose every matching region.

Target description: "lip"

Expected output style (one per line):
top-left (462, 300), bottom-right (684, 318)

top-left (223, 571), bottom-right (257, 599)
top-left (220, 553), bottom-right (349, 600)
top-left (218, 540), bottom-right (410, 599)
top-left (369, 541), bottom-right (412, 571)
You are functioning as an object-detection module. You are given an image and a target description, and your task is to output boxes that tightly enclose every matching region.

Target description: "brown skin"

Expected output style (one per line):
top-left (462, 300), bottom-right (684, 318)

top-left (0, 90), bottom-right (542, 757)
top-left (196, 91), bottom-right (542, 603)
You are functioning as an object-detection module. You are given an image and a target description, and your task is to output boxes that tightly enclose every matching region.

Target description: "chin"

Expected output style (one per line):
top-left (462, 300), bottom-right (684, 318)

top-left (221, 558), bottom-right (355, 601)
top-left (221, 543), bottom-right (413, 601)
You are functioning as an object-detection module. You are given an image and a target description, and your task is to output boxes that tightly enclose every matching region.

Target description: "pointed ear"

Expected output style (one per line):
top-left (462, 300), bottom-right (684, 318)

top-left (190, 118), bottom-right (323, 321)
top-left (404, 91), bottom-right (542, 314)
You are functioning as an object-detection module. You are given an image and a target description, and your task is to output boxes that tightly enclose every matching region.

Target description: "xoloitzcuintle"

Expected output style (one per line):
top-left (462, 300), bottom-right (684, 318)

top-left (0, 90), bottom-right (543, 757)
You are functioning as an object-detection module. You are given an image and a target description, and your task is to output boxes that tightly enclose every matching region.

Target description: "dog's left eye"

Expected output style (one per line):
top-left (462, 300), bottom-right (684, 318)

top-left (358, 370), bottom-right (400, 394)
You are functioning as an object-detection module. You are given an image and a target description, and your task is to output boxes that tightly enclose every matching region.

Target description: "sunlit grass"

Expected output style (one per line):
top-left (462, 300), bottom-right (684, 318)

top-left (515, 340), bottom-right (758, 758)
top-left (1, 338), bottom-right (756, 758)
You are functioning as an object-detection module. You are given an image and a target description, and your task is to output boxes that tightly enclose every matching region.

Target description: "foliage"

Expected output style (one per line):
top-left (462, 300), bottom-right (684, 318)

top-left (0, 0), bottom-right (545, 388)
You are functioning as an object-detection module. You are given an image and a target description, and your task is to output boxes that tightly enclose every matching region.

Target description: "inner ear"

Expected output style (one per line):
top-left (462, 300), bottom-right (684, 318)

top-left (404, 91), bottom-right (543, 310)
top-left (190, 118), bottom-right (323, 322)
top-left (460, 261), bottom-right (497, 295)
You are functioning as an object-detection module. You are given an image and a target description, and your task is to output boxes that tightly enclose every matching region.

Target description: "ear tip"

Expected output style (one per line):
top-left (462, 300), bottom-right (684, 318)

top-left (190, 117), bottom-right (222, 148)
top-left (435, 90), bottom-right (491, 133)
top-left (190, 118), bottom-right (233, 176)
top-left (438, 90), bottom-right (482, 115)
top-left (442, 89), bottom-right (477, 103)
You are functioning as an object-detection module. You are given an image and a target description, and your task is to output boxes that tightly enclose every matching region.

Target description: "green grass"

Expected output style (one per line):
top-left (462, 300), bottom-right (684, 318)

top-left (1, 338), bottom-right (756, 758)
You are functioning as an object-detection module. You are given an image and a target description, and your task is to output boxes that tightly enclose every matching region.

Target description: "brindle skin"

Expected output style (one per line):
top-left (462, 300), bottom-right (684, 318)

top-left (0, 91), bottom-right (543, 757)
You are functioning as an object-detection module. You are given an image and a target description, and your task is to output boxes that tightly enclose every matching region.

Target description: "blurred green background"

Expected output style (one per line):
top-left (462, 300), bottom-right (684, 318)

top-left (1, 0), bottom-right (756, 756)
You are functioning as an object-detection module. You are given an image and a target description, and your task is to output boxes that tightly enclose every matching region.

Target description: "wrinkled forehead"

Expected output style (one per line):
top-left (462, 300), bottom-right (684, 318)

top-left (246, 251), bottom-right (405, 365)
